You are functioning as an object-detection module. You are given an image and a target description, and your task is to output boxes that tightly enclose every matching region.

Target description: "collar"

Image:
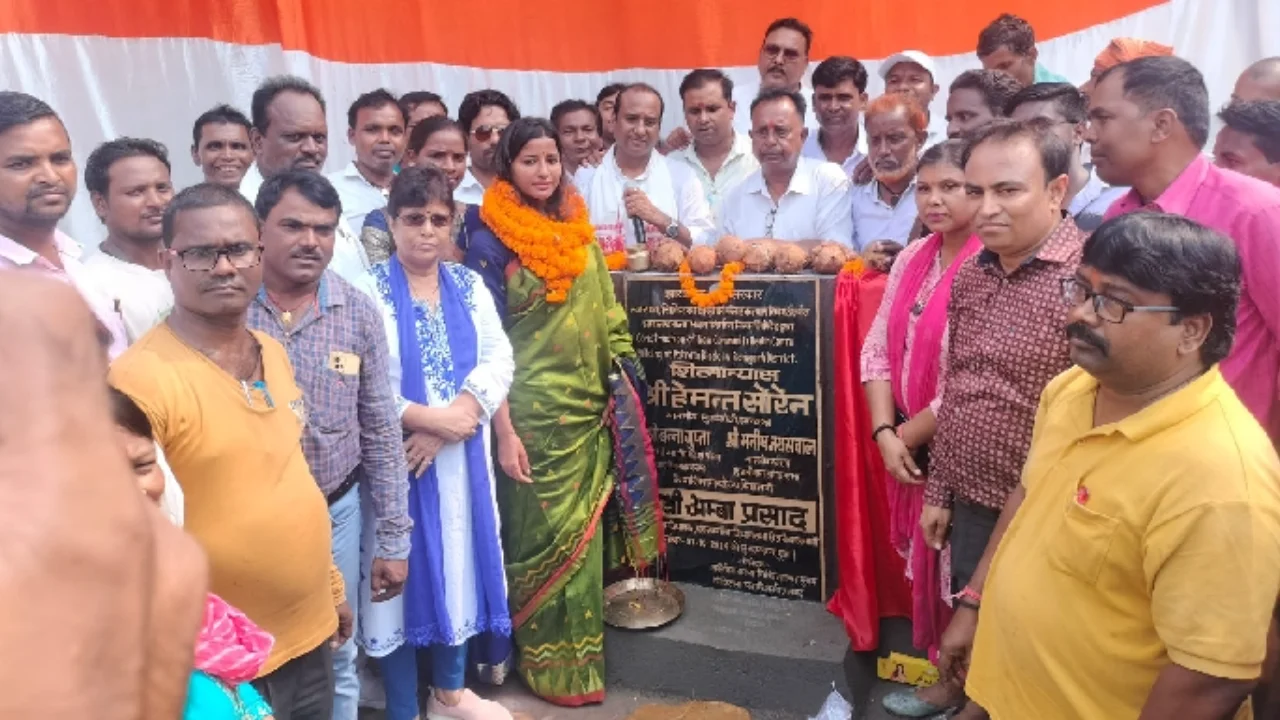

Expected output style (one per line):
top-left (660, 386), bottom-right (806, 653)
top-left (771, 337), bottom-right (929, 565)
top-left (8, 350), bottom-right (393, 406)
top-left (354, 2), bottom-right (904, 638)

top-left (1070, 170), bottom-right (1107, 213)
top-left (975, 214), bottom-right (1081, 269)
top-left (610, 147), bottom-right (657, 183)
top-left (1066, 366), bottom-right (1228, 443)
top-left (0, 229), bottom-right (80, 267)
top-left (866, 177), bottom-right (917, 208)
top-left (342, 162), bottom-right (391, 194)
top-left (746, 156), bottom-right (818, 198)
top-left (1147, 154), bottom-right (1210, 216)
top-left (676, 132), bottom-right (752, 166)
top-left (458, 169), bottom-right (483, 192)
top-left (254, 271), bottom-right (344, 314)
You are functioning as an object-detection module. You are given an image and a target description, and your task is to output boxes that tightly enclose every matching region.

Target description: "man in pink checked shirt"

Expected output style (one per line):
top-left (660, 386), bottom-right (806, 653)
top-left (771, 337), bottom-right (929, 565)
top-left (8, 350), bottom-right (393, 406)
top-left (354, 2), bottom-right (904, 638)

top-left (1089, 56), bottom-right (1280, 440)
top-left (0, 91), bottom-right (128, 359)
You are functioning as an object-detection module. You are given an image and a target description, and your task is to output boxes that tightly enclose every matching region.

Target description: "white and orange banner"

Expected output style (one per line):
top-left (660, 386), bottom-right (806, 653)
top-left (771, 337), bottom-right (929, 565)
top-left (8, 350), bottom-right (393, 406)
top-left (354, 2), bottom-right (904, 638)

top-left (0, 0), bottom-right (1273, 243)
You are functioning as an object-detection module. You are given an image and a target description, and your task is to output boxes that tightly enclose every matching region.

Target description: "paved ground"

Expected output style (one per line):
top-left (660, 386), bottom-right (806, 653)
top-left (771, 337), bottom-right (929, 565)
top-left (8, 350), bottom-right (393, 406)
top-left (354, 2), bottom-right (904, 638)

top-left (358, 676), bottom-right (906, 719)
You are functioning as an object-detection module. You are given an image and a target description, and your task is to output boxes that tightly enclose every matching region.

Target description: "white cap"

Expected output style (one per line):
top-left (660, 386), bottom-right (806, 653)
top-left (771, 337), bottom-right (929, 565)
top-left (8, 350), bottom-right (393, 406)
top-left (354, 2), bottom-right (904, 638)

top-left (879, 50), bottom-right (937, 81)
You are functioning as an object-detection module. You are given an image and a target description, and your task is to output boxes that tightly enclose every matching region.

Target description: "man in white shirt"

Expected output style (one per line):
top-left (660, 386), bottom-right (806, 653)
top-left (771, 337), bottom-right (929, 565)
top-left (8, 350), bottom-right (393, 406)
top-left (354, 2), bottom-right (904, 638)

top-left (669, 69), bottom-right (759, 213)
top-left (247, 76), bottom-right (375, 297)
top-left (455, 89), bottom-right (521, 206)
top-left (327, 89), bottom-right (407, 231)
top-left (851, 94), bottom-right (927, 252)
top-left (804, 56), bottom-right (870, 175)
top-left (190, 104), bottom-right (255, 190)
top-left (82, 138), bottom-right (175, 344)
top-left (551, 99), bottom-right (603, 181)
top-left (719, 89), bottom-right (853, 247)
top-left (581, 84), bottom-right (716, 250)
top-left (882, 51), bottom-right (947, 149)
top-left (1008, 82), bottom-right (1127, 231)
top-left (0, 91), bottom-right (128, 358)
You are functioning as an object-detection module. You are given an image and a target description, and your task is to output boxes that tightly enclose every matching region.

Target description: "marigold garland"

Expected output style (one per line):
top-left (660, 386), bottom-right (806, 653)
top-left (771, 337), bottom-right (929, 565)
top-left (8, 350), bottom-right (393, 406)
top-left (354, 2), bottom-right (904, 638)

top-left (479, 181), bottom-right (596, 303)
top-left (679, 259), bottom-right (744, 308)
top-left (605, 251), bottom-right (628, 271)
top-left (840, 256), bottom-right (866, 278)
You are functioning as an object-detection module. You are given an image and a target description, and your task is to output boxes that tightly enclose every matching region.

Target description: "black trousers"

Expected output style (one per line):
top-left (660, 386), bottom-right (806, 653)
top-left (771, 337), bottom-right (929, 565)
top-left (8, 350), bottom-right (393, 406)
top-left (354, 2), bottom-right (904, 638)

top-left (252, 641), bottom-right (334, 720)
top-left (950, 500), bottom-right (1001, 595)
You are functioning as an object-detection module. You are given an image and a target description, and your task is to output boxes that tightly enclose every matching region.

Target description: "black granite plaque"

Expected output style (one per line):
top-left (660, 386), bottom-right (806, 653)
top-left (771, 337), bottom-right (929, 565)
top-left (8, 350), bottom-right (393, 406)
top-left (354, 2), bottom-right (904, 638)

top-left (625, 275), bottom-right (825, 602)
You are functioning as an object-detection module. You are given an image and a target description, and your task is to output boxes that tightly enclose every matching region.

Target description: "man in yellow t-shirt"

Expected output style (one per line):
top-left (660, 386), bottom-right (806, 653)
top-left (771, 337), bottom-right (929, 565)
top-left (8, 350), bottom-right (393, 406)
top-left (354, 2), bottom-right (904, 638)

top-left (950, 213), bottom-right (1280, 720)
top-left (110, 183), bottom-right (350, 719)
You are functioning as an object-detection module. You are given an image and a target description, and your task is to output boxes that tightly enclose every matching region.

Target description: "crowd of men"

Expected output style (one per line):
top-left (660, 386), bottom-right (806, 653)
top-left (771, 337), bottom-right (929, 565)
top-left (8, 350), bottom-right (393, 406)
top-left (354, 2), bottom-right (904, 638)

top-left (2, 8), bottom-right (1280, 720)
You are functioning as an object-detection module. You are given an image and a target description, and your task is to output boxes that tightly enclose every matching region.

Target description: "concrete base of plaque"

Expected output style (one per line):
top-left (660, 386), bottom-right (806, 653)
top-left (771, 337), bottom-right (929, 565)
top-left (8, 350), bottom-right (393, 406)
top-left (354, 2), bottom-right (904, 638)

top-left (604, 583), bottom-right (851, 717)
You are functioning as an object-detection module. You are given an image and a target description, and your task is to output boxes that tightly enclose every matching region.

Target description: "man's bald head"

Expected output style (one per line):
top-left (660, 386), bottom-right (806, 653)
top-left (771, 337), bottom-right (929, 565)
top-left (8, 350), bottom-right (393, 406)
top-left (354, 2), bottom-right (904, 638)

top-left (1233, 57), bottom-right (1280, 102)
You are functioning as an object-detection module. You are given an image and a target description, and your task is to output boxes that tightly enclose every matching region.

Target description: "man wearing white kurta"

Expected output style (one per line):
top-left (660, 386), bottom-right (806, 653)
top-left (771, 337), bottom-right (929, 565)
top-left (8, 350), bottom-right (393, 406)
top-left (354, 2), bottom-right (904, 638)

top-left (719, 89), bottom-right (853, 247)
top-left (580, 84), bottom-right (715, 251)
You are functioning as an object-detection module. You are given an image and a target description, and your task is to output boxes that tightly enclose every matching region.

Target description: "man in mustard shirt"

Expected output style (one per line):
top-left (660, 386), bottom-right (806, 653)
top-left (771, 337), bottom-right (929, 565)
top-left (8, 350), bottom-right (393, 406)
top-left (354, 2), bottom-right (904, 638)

top-left (111, 183), bottom-right (351, 720)
top-left (946, 212), bottom-right (1280, 719)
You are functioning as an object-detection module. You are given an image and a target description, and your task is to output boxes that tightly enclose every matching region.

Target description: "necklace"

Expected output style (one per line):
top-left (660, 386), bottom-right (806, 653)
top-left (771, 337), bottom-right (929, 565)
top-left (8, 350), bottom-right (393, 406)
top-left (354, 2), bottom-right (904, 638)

top-left (266, 289), bottom-right (317, 326)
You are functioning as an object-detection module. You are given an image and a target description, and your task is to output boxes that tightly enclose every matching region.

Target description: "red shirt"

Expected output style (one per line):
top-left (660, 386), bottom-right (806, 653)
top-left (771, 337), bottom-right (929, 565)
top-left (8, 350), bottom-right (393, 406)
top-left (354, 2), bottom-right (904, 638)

top-left (925, 218), bottom-right (1086, 510)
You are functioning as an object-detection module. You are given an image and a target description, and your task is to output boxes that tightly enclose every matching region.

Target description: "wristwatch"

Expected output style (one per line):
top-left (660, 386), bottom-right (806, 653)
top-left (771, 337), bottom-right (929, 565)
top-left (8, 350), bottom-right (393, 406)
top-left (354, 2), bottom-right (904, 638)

top-left (663, 220), bottom-right (680, 239)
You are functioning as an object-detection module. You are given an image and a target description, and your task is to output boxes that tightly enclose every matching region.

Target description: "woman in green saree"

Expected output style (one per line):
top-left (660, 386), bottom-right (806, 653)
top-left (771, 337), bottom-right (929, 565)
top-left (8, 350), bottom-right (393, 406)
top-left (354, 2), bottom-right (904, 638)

top-left (463, 117), bottom-right (661, 706)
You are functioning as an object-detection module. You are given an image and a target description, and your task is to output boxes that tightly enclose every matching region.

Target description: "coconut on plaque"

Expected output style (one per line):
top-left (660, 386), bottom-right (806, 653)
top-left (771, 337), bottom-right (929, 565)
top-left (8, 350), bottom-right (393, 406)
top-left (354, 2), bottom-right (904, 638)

top-left (687, 245), bottom-right (719, 275)
top-left (742, 240), bottom-right (776, 273)
top-left (650, 240), bottom-right (687, 272)
top-left (715, 234), bottom-right (747, 264)
top-left (773, 242), bottom-right (810, 274)
top-left (810, 242), bottom-right (850, 274)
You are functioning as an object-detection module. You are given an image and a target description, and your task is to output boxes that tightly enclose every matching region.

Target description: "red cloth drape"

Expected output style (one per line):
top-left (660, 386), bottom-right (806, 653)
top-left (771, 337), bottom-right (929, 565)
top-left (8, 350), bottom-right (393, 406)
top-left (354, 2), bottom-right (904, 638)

top-left (825, 270), bottom-right (913, 650)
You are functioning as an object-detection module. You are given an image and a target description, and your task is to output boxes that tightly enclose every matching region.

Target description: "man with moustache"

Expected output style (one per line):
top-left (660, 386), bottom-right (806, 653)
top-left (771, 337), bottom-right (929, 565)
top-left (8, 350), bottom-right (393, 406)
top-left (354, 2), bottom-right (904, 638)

top-left (667, 18), bottom-right (817, 149)
top-left (247, 171), bottom-right (411, 720)
top-left (110, 183), bottom-right (352, 719)
top-left (0, 91), bottom-right (127, 358)
top-left (1215, 100), bottom-right (1280, 187)
top-left (670, 69), bottom-right (758, 213)
top-left (718, 89), bottom-right (852, 247)
top-left (946, 70), bottom-right (1022, 140)
top-left (1007, 83), bottom-right (1127, 231)
top-left (191, 104), bottom-right (255, 189)
top-left (922, 123), bottom-right (1085, 712)
top-left (1233, 57), bottom-right (1280, 102)
top-left (455, 90), bottom-right (521, 206)
top-left (961, 213), bottom-right (1280, 720)
top-left (1091, 56), bottom-right (1280, 439)
top-left (244, 75), bottom-right (376, 298)
top-left (851, 94), bottom-right (927, 256)
top-left (804, 56), bottom-right (869, 175)
top-left (550, 99), bottom-right (603, 180)
top-left (581, 83), bottom-right (714, 251)
top-left (82, 138), bottom-right (176, 344)
top-left (852, 51), bottom-right (945, 185)
top-left (328, 89), bottom-right (407, 232)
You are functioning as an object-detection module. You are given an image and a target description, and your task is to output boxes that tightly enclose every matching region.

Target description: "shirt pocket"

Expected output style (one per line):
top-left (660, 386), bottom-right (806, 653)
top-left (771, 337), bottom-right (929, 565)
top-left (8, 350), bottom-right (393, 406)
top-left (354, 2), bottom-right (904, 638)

top-left (313, 367), bottom-right (360, 433)
top-left (1047, 500), bottom-right (1120, 586)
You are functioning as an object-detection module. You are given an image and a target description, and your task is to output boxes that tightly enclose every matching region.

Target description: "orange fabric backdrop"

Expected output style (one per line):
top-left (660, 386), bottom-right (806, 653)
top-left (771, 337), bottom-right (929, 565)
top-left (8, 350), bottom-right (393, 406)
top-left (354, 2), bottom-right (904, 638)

top-left (0, 0), bottom-right (1164, 71)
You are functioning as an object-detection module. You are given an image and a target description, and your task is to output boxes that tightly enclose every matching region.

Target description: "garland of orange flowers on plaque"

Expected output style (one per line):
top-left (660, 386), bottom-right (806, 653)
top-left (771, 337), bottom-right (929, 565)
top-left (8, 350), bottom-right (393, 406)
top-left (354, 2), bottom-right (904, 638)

top-left (678, 260), bottom-right (744, 308)
top-left (605, 251), bottom-right (628, 271)
top-left (479, 181), bottom-right (596, 303)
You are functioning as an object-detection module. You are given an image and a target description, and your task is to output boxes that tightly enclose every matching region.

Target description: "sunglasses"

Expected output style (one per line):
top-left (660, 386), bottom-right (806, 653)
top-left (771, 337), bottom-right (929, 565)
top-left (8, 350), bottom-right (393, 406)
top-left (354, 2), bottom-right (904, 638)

top-left (398, 211), bottom-right (453, 229)
top-left (471, 124), bottom-right (509, 142)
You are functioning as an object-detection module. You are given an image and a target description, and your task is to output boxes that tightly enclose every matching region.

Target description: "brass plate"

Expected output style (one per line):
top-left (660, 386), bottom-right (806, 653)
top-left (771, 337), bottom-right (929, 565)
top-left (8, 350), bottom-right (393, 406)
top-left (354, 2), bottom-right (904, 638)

top-left (603, 578), bottom-right (685, 630)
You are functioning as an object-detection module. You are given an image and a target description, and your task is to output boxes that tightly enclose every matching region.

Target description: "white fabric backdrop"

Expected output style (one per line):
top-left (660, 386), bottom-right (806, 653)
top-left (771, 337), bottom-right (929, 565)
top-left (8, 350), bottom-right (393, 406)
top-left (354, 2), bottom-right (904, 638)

top-left (0, 0), bottom-right (1271, 248)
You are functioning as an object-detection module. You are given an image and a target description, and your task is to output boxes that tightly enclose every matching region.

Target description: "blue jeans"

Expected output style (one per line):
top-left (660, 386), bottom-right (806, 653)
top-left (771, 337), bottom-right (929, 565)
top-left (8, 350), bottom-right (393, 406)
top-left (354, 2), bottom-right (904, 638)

top-left (329, 487), bottom-right (362, 720)
top-left (379, 642), bottom-right (468, 720)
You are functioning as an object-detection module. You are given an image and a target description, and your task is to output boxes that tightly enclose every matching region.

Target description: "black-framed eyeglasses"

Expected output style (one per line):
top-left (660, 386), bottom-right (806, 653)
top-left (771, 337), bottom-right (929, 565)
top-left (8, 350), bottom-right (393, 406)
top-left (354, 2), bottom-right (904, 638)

top-left (1060, 277), bottom-right (1179, 324)
top-left (173, 243), bottom-right (263, 272)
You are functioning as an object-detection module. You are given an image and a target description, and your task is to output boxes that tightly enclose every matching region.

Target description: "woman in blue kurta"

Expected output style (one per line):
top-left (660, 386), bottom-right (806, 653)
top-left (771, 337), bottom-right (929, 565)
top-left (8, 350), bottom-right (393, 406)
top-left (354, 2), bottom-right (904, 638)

top-left (360, 165), bottom-right (515, 720)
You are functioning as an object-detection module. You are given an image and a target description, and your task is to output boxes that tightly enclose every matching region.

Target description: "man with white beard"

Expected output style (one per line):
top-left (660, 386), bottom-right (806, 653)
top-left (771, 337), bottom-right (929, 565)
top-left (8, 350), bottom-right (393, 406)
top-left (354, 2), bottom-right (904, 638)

top-left (850, 94), bottom-right (928, 268)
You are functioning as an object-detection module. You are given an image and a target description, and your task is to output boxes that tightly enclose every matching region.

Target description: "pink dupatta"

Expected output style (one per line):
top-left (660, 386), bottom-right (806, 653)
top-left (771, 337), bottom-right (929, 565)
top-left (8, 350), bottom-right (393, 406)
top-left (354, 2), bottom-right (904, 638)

top-left (194, 593), bottom-right (275, 684)
top-left (881, 231), bottom-right (980, 658)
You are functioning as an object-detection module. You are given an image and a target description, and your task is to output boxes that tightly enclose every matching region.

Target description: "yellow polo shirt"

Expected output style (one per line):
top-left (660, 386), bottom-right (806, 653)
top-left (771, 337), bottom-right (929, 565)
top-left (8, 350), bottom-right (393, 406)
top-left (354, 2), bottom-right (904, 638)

top-left (967, 366), bottom-right (1280, 719)
top-left (110, 324), bottom-right (340, 675)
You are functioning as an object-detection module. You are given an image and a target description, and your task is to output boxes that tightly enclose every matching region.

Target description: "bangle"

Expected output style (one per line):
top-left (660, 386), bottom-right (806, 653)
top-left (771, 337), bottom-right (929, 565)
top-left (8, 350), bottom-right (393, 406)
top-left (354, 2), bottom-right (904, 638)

top-left (871, 424), bottom-right (895, 441)
top-left (957, 586), bottom-right (982, 604)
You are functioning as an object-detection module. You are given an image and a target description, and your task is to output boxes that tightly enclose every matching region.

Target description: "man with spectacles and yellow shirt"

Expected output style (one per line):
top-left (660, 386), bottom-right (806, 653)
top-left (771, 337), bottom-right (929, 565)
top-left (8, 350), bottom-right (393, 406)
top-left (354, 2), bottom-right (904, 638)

top-left (947, 212), bottom-right (1280, 720)
top-left (110, 183), bottom-right (352, 720)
